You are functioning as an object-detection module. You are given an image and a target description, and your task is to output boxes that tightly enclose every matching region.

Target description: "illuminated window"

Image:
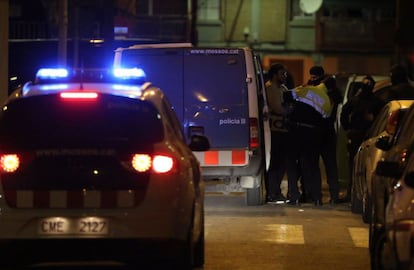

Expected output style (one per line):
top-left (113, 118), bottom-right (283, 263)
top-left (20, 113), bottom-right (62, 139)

top-left (198, 0), bottom-right (220, 21)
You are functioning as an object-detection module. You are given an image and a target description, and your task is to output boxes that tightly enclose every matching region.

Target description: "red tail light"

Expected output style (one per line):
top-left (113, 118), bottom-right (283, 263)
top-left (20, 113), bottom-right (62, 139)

top-left (152, 155), bottom-right (174, 173)
top-left (249, 118), bottom-right (259, 149)
top-left (0, 154), bottom-right (20, 173)
top-left (131, 154), bottom-right (174, 173)
top-left (386, 110), bottom-right (400, 135)
top-left (60, 92), bottom-right (98, 100)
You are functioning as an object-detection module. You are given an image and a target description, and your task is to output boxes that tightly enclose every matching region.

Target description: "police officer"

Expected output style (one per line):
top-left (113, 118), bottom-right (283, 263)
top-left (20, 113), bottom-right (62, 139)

top-left (285, 76), bottom-right (333, 206)
top-left (265, 63), bottom-right (291, 203)
top-left (307, 67), bottom-right (343, 205)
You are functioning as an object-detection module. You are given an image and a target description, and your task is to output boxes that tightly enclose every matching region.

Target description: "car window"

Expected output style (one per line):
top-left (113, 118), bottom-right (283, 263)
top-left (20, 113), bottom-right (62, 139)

top-left (184, 49), bottom-right (246, 106)
top-left (397, 105), bottom-right (414, 143)
top-left (347, 82), bottom-right (364, 100)
top-left (366, 105), bottom-right (389, 138)
top-left (0, 93), bottom-right (164, 149)
top-left (335, 74), bottom-right (350, 98)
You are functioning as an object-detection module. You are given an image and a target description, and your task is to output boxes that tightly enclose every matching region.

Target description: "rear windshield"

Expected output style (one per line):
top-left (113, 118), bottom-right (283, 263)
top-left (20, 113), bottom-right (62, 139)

top-left (0, 93), bottom-right (164, 150)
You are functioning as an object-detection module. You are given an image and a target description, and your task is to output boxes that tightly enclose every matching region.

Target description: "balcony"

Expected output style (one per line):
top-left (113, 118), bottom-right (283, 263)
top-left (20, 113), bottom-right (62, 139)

top-left (317, 17), bottom-right (395, 53)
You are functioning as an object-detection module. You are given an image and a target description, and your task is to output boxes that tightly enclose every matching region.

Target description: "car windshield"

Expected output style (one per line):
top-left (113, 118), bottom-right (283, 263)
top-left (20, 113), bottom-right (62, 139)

top-left (396, 105), bottom-right (414, 143)
top-left (0, 93), bottom-right (164, 150)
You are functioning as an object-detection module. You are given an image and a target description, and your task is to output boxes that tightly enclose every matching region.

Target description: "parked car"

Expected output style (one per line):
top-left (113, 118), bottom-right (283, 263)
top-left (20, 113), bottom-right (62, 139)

top-left (0, 67), bottom-right (210, 269)
top-left (370, 103), bottom-right (414, 269)
top-left (351, 100), bottom-right (414, 223)
top-left (371, 141), bottom-right (414, 270)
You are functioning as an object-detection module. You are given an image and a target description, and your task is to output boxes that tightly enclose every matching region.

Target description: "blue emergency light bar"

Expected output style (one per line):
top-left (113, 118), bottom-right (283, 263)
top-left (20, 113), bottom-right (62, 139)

top-left (113, 68), bottom-right (146, 80)
top-left (36, 68), bottom-right (69, 79)
top-left (34, 67), bottom-right (146, 84)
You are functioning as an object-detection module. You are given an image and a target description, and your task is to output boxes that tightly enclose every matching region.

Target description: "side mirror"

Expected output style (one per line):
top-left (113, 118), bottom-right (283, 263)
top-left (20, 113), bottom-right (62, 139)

top-left (189, 135), bottom-right (210, 152)
top-left (375, 136), bottom-right (392, 151)
top-left (404, 171), bottom-right (414, 189)
top-left (375, 160), bottom-right (401, 178)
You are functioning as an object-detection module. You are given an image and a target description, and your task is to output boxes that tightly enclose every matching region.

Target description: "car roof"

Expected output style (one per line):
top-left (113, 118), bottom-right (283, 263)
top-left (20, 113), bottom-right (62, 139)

top-left (352, 74), bottom-right (389, 81)
top-left (373, 78), bottom-right (392, 92)
top-left (386, 99), bottom-right (414, 110)
top-left (20, 81), bottom-right (150, 99)
top-left (9, 67), bottom-right (151, 102)
top-left (115, 42), bottom-right (193, 51)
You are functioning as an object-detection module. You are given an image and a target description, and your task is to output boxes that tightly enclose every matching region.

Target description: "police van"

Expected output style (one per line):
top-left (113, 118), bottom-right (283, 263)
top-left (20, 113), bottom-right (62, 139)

top-left (114, 44), bottom-right (271, 205)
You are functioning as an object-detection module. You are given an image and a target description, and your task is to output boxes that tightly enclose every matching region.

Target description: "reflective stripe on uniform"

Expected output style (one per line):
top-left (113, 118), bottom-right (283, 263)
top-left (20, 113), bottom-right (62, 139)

top-left (4, 190), bottom-right (141, 208)
top-left (292, 84), bottom-right (332, 118)
top-left (193, 150), bottom-right (248, 166)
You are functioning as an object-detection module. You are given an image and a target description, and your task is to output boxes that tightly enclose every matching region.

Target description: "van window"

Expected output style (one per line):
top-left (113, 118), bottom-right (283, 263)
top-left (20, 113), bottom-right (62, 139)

top-left (184, 49), bottom-right (246, 106)
top-left (117, 48), bottom-right (185, 123)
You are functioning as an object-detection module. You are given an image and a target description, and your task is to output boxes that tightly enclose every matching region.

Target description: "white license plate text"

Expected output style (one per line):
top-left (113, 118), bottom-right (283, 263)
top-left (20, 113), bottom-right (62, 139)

top-left (38, 217), bottom-right (108, 235)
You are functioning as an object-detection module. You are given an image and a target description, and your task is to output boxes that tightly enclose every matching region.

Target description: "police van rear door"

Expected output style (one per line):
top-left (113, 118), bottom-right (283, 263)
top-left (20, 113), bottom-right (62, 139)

top-left (116, 46), bottom-right (251, 153)
top-left (183, 48), bottom-right (249, 150)
top-left (115, 46), bottom-right (186, 124)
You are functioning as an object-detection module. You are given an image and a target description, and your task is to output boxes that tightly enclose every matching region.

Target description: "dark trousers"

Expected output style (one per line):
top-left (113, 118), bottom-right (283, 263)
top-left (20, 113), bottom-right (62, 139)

top-left (345, 130), bottom-right (366, 199)
top-left (266, 131), bottom-right (288, 199)
top-left (286, 125), bottom-right (323, 201)
top-left (320, 125), bottom-right (340, 200)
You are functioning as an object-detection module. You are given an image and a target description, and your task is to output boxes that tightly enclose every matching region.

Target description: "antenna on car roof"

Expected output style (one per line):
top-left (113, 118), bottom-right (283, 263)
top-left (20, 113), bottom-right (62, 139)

top-left (78, 65), bottom-right (84, 90)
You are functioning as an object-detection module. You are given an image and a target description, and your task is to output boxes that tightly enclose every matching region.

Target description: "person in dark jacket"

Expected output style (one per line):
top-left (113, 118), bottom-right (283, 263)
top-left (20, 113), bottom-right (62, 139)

top-left (386, 64), bottom-right (414, 101)
top-left (296, 65), bottom-right (326, 203)
top-left (285, 74), bottom-right (333, 206)
top-left (305, 66), bottom-right (343, 205)
top-left (319, 75), bottom-right (343, 204)
top-left (340, 75), bottom-right (386, 202)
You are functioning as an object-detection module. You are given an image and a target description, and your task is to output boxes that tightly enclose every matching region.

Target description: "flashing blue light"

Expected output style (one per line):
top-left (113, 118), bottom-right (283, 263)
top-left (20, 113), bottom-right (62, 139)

top-left (36, 68), bottom-right (69, 79)
top-left (113, 68), bottom-right (146, 80)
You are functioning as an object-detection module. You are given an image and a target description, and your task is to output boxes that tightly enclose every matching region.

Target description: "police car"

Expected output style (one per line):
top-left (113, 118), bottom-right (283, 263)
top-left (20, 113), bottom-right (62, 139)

top-left (0, 68), bottom-right (210, 268)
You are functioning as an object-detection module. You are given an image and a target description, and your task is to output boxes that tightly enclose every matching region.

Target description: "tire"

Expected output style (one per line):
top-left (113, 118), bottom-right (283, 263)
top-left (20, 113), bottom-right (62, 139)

top-left (371, 230), bottom-right (386, 270)
top-left (363, 192), bottom-right (372, 224)
top-left (193, 207), bottom-right (205, 267)
top-left (369, 192), bottom-right (382, 255)
top-left (369, 218), bottom-right (383, 256)
top-left (351, 181), bottom-right (363, 214)
top-left (175, 203), bottom-right (197, 270)
top-left (175, 241), bottom-right (193, 270)
top-left (246, 168), bottom-right (265, 206)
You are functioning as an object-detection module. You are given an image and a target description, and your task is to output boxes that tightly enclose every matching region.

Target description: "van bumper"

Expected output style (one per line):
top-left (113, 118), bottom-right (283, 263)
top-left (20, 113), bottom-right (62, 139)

top-left (200, 154), bottom-right (262, 179)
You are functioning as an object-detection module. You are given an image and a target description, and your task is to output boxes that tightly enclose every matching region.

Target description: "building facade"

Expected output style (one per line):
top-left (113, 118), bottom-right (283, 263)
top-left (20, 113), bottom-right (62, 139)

top-left (7, 0), bottom-right (414, 85)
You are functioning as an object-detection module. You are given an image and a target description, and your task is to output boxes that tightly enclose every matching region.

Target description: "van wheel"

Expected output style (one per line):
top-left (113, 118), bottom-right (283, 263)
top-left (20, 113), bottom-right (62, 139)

top-left (246, 169), bottom-right (265, 206)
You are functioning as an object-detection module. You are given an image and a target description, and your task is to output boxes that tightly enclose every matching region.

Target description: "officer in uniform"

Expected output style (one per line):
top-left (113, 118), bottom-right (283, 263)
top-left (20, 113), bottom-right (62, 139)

top-left (307, 67), bottom-right (343, 204)
top-left (285, 78), bottom-right (333, 206)
top-left (266, 63), bottom-right (291, 203)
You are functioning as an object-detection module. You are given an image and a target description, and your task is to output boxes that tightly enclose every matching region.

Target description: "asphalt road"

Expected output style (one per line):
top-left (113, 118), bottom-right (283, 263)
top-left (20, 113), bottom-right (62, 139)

top-left (201, 192), bottom-right (370, 270)
top-left (17, 178), bottom-right (369, 270)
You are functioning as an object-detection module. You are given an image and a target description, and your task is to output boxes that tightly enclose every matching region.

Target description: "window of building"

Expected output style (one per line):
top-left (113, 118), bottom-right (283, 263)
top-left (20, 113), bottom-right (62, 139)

top-left (198, 0), bottom-right (220, 21)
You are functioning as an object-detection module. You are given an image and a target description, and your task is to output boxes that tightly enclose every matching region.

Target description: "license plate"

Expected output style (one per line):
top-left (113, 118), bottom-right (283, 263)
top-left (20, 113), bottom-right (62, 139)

top-left (38, 217), bottom-right (109, 235)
